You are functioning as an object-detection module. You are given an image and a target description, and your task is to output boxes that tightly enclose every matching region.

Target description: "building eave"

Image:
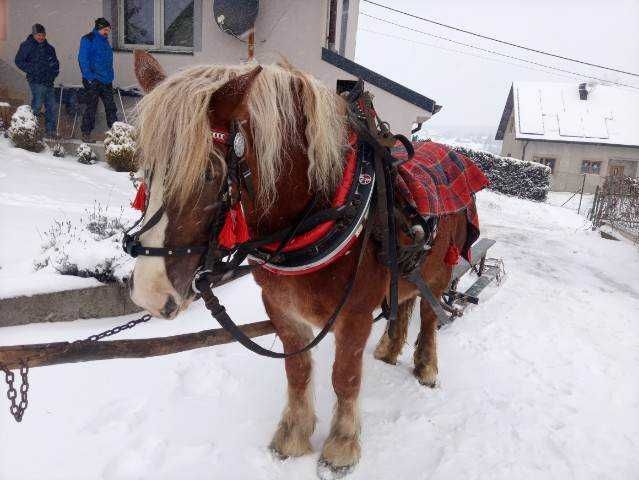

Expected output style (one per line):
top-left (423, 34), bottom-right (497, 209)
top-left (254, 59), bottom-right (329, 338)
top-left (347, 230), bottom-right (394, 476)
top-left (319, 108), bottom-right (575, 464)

top-left (321, 47), bottom-right (441, 115)
top-left (513, 136), bottom-right (639, 149)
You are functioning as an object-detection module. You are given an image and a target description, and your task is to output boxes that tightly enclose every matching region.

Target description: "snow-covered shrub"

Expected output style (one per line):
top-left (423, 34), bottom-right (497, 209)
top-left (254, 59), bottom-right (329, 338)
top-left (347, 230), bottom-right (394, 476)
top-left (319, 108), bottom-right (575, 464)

top-left (8, 105), bottom-right (44, 152)
top-left (77, 142), bottom-right (97, 164)
top-left (51, 143), bottom-right (65, 157)
top-left (34, 203), bottom-right (133, 283)
top-left (454, 146), bottom-right (551, 201)
top-left (104, 121), bottom-right (137, 172)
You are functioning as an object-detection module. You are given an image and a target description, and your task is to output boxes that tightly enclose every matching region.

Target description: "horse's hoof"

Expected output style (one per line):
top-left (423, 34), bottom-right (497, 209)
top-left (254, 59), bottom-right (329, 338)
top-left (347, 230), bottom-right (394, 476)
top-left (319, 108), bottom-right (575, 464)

top-left (414, 364), bottom-right (438, 388)
top-left (373, 335), bottom-right (399, 365)
top-left (374, 351), bottom-right (398, 365)
top-left (269, 444), bottom-right (289, 461)
top-left (317, 456), bottom-right (357, 480)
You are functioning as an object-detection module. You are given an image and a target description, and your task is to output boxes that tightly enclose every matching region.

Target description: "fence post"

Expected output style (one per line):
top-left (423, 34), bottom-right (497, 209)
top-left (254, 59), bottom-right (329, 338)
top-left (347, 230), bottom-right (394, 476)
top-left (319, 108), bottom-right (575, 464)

top-left (577, 174), bottom-right (586, 215)
top-left (590, 185), bottom-right (599, 223)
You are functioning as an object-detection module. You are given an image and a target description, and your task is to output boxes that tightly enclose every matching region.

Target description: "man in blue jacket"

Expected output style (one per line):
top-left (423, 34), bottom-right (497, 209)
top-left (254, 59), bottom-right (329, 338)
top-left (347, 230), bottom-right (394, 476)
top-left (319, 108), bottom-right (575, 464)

top-left (14, 24), bottom-right (59, 138)
top-left (78, 18), bottom-right (118, 142)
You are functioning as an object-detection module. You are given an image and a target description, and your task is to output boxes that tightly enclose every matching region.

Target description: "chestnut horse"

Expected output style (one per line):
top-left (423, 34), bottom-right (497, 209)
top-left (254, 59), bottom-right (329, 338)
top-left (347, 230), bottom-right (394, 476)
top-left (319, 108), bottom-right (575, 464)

top-left (129, 51), bottom-right (469, 478)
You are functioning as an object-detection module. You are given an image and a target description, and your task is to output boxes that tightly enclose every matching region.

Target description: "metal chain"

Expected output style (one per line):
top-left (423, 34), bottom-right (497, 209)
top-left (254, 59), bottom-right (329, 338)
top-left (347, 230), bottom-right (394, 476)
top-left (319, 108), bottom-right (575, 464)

top-left (0, 361), bottom-right (29, 423)
top-left (78, 314), bottom-right (153, 343)
top-left (2, 313), bottom-right (152, 423)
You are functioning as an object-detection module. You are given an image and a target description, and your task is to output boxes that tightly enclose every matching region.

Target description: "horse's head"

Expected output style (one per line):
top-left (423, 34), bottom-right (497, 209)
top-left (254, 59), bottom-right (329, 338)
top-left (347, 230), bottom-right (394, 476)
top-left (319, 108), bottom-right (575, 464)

top-left (128, 51), bottom-right (346, 319)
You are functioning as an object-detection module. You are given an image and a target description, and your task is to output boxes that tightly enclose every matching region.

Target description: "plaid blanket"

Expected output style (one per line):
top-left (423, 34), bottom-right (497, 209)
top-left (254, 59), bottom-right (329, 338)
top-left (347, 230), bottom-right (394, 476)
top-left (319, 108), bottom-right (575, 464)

top-left (394, 140), bottom-right (489, 259)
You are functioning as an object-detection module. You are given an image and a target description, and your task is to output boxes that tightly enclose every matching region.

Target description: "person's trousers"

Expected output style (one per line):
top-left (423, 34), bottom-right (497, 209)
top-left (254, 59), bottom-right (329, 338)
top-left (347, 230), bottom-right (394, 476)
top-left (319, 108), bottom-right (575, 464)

top-left (81, 79), bottom-right (118, 134)
top-left (29, 81), bottom-right (57, 135)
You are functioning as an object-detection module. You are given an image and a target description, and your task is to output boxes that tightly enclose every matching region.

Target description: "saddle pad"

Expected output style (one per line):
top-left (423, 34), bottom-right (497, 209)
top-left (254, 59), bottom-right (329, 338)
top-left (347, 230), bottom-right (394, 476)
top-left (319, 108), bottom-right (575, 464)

top-left (394, 140), bottom-right (489, 259)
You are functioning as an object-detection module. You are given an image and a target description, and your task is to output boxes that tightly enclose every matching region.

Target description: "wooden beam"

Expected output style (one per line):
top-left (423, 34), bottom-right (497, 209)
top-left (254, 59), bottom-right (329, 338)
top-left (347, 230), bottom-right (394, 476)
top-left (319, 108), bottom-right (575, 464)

top-left (0, 321), bottom-right (276, 370)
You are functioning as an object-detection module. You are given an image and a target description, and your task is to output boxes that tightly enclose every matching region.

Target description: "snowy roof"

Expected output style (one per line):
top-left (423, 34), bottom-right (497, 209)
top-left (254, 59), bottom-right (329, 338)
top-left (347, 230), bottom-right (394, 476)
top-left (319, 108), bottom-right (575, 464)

top-left (495, 81), bottom-right (639, 147)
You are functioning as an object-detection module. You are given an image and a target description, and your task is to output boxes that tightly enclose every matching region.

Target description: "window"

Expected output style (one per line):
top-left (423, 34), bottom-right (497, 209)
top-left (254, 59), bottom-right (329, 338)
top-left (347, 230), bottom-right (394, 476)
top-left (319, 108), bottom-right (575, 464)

top-left (581, 160), bottom-right (602, 175)
top-left (119, 0), bottom-right (194, 52)
top-left (535, 156), bottom-right (556, 173)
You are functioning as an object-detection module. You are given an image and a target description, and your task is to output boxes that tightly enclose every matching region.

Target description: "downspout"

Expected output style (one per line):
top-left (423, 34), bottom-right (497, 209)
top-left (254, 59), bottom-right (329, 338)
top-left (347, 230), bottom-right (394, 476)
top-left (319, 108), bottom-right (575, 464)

top-left (338, 0), bottom-right (350, 56)
top-left (327, 0), bottom-right (338, 51)
top-left (521, 140), bottom-right (529, 161)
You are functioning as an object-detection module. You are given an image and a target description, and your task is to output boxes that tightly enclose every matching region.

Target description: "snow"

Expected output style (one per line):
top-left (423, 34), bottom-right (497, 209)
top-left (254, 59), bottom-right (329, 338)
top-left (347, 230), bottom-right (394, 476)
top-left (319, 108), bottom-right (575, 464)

top-left (0, 137), bottom-right (137, 298)
top-left (2, 159), bottom-right (639, 479)
top-left (8, 105), bottom-right (37, 133)
top-left (512, 81), bottom-right (639, 147)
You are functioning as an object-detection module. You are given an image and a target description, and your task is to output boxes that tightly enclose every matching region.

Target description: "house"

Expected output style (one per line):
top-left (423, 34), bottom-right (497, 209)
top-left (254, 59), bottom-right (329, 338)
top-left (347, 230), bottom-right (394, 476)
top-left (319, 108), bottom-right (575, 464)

top-left (0, 0), bottom-right (440, 138)
top-left (495, 81), bottom-right (639, 193)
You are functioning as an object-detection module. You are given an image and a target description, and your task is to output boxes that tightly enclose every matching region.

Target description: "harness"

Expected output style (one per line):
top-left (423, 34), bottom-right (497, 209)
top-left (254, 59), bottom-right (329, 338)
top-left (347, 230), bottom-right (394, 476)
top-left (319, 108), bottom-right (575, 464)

top-left (122, 79), bottom-right (445, 357)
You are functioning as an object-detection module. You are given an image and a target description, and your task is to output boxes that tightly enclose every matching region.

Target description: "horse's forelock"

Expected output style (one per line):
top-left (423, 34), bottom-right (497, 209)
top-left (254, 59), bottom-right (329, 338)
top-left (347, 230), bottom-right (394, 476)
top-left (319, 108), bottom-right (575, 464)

top-left (135, 63), bottom-right (347, 211)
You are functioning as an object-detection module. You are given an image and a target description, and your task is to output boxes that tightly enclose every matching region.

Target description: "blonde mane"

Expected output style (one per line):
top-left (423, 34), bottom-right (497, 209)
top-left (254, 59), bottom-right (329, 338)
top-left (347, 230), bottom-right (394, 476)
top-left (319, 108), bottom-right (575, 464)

top-left (135, 62), bottom-right (348, 209)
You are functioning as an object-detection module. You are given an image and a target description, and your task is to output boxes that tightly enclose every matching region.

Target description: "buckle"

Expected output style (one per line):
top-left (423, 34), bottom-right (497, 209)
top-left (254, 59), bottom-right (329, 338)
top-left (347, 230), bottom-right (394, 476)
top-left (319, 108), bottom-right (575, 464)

top-left (191, 267), bottom-right (212, 294)
top-left (122, 235), bottom-right (140, 258)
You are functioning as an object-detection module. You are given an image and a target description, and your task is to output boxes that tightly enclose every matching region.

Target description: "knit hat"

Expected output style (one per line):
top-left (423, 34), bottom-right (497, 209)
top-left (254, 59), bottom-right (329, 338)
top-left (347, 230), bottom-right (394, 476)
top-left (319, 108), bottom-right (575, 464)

top-left (94, 18), bottom-right (111, 30)
top-left (32, 24), bottom-right (46, 35)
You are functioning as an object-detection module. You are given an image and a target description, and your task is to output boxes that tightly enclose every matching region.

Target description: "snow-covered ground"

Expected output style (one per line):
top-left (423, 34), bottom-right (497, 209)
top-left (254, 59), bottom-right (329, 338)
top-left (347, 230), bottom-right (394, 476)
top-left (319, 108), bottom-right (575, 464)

top-left (0, 137), bottom-right (136, 298)
top-left (1, 139), bottom-right (639, 479)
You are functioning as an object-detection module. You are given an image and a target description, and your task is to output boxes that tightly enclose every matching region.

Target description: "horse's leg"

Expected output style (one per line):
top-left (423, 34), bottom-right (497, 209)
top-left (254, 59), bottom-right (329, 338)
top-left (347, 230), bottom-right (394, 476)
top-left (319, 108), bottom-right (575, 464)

top-left (267, 304), bottom-right (316, 458)
top-left (413, 293), bottom-right (442, 387)
top-left (373, 297), bottom-right (416, 365)
top-left (318, 314), bottom-right (372, 477)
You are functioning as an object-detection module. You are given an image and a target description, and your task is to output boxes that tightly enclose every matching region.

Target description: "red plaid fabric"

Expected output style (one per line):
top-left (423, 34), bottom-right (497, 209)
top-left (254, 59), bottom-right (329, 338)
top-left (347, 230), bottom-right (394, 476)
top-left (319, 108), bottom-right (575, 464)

top-left (394, 140), bottom-right (489, 259)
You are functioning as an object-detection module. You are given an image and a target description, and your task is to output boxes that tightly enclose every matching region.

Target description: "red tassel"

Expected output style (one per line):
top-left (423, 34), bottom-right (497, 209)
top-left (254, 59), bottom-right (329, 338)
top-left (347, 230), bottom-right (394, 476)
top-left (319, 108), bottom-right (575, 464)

top-left (131, 182), bottom-right (147, 211)
top-left (218, 203), bottom-right (250, 249)
top-left (444, 244), bottom-right (460, 266)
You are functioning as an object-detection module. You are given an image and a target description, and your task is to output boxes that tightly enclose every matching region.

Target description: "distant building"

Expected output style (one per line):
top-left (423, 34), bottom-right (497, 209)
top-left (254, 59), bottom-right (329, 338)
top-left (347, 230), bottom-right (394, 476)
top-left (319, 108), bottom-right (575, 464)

top-left (0, 0), bottom-right (440, 138)
top-left (495, 81), bottom-right (639, 193)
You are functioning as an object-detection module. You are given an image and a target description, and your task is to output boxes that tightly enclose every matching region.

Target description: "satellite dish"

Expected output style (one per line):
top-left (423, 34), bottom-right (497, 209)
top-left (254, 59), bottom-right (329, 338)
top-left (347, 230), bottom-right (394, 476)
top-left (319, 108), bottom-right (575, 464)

top-left (214, 0), bottom-right (259, 40)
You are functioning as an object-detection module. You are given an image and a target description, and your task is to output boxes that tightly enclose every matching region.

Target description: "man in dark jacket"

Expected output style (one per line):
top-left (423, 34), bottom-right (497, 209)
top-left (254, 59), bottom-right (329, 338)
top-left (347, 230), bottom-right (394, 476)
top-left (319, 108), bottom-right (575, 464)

top-left (14, 24), bottom-right (60, 137)
top-left (78, 18), bottom-right (117, 142)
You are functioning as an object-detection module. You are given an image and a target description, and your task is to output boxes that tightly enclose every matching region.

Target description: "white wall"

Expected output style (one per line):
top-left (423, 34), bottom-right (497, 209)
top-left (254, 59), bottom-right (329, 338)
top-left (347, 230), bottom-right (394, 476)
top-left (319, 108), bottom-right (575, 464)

top-left (0, 0), bottom-right (427, 136)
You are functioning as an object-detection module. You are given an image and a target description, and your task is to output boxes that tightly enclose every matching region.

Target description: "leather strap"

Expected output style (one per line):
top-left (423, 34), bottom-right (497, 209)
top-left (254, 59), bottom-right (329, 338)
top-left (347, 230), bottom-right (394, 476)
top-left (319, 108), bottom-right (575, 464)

top-left (195, 213), bottom-right (373, 358)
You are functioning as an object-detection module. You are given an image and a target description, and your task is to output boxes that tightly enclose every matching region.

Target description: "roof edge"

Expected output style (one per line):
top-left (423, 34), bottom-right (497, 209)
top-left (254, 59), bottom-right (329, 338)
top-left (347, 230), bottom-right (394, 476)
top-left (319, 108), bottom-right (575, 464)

top-left (495, 84), bottom-right (514, 140)
top-left (513, 136), bottom-right (639, 149)
top-left (321, 47), bottom-right (441, 114)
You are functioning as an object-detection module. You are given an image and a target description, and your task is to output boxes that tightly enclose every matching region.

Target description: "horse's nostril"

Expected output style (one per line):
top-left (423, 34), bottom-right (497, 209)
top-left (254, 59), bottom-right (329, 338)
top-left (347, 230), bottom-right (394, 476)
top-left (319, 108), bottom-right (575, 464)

top-left (160, 295), bottom-right (179, 318)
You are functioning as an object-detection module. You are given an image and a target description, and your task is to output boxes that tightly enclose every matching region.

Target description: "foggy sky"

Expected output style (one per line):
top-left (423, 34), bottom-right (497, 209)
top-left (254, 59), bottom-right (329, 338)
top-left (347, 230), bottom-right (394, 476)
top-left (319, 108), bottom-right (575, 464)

top-left (355, 0), bottom-right (639, 129)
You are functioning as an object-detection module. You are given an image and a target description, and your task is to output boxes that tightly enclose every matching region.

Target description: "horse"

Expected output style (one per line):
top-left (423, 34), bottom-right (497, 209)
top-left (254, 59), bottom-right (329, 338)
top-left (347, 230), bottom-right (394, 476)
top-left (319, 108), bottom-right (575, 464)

top-left (128, 50), bottom-right (474, 478)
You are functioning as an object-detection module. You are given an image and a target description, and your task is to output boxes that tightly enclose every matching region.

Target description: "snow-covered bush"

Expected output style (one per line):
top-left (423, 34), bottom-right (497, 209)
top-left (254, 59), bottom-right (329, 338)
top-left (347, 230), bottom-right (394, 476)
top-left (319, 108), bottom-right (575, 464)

top-left (454, 146), bottom-right (551, 201)
top-left (8, 105), bottom-right (44, 152)
top-left (104, 121), bottom-right (137, 172)
top-left (34, 203), bottom-right (133, 283)
top-left (51, 143), bottom-right (65, 157)
top-left (77, 142), bottom-right (97, 164)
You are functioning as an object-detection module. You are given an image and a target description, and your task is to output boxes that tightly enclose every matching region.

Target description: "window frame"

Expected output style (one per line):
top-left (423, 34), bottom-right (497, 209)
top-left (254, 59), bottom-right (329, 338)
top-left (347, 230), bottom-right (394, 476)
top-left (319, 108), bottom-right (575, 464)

top-left (534, 156), bottom-right (557, 174)
top-left (117, 0), bottom-right (194, 53)
top-left (581, 160), bottom-right (602, 175)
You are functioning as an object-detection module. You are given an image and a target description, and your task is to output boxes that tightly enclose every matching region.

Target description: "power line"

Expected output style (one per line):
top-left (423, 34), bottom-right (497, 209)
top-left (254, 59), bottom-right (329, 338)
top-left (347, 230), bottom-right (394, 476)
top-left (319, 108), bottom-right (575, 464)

top-left (360, 13), bottom-right (639, 90)
top-left (362, 0), bottom-right (639, 78)
top-left (360, 28), bottom-right (591, 83)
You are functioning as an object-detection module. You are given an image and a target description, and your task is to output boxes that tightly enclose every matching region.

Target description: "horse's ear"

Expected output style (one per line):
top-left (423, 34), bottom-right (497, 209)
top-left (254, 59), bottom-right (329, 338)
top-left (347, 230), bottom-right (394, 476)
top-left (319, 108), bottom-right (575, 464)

top-left (208, 66), bottom-right (262, 120)
top-left (134, 50), bottom-right (166, 93)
